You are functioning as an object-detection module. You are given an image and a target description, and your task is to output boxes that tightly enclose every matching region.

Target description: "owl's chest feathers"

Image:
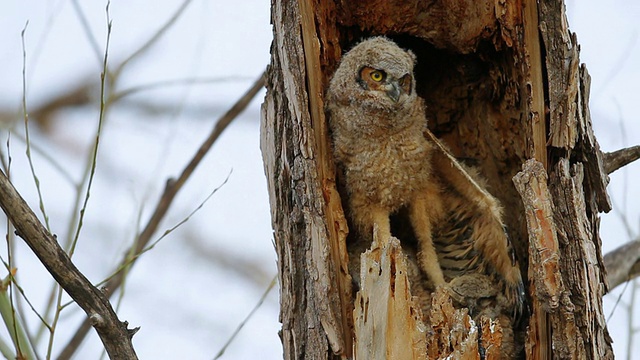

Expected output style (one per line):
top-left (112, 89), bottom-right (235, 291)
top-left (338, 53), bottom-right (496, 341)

top-left (340, 130), bottom-right (433, 210)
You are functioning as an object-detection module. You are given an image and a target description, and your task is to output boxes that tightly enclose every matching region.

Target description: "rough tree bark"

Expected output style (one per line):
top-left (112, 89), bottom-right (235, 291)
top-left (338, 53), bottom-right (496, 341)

top-left (0, 170), bottom-right (139, 360)
top-left (261, 0), bottom-right (614, 358)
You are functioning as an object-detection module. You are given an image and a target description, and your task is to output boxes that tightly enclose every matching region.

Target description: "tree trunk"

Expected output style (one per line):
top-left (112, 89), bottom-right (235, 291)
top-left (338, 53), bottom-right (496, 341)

top-left (261, 0), bottom-right (613, 358)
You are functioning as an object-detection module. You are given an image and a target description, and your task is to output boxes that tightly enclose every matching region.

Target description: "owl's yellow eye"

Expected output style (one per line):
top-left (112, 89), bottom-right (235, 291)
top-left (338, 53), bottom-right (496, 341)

top-left (370, 70), bottom-right (384, 82)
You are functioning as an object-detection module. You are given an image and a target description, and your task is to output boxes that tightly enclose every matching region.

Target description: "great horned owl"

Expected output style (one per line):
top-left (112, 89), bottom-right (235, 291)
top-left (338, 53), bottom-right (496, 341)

top-left (326, 37), bottom-right (525, 324)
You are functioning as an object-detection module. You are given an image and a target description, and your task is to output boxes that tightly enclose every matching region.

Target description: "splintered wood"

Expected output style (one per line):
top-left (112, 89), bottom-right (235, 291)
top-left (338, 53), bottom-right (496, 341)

top-left (353, 235), bottom-right (427, 360)
top-left (353, 232), bottom-right (504, 360)
top-left (424, 290), bottom-right (480, 360)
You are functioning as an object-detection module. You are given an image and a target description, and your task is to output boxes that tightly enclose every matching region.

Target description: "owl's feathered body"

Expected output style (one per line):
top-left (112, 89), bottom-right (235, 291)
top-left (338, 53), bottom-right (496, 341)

top-left (327, 37), bottom-right (447, 287)
top-left (326, 38), bottom-right (525, 351)
top-left (428, 159), bottom-right (524, 321)
top-left (329, 94), bottom-right (434, 225)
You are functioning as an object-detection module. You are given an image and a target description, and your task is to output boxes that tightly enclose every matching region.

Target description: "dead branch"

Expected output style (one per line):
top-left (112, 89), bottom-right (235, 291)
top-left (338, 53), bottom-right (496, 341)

top-left (0, 75), bottom-right (251, 135)
top-left (603, 146), bottom-right (640, 175)
top-left (0, 170), bottom-right (138, 360)
top-left (30, 81), bottom-right (94, 131)
top-left (604, 240), bottom-right (640, 290)
top-left (56, 71), bottom-right (266, 360)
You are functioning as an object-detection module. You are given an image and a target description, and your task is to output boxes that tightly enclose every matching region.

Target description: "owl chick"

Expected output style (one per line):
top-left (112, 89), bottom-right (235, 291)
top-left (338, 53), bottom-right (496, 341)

top-left (326, 37), bottom-right (446, 287)
top-left (326, 37), bottom-right (524, 319)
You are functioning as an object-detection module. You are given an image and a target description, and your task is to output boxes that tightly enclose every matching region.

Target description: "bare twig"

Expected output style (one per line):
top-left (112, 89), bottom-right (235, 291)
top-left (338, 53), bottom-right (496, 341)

top-left (213, 275), bottom-right (277, 360)
top-left (71, 0), bottom-right (103, 65)
top-left (603, 146), bottom-right (640, 175)
top-left (56, 71), bottom-right (266, 360)
top-left (112, 0), bottom-right (194, 81)
top-left (46, 6), bottom-right (115, 358)
top-left (96, 172), bottom-right (232, 287)
top-left (604, 240), bottom-right (640, 290)
top-left (30, 81), bottom-right (93, 131)
top-left (0, 76), bottom-right (254, 132)
top-left (110, 76), bottom-right (252, 103)
top-left (0, 258), bottom-right (51, 331)
top-left (0, 169), bottom-right (138, 359)
top-left (8, 132), bottom-right (75, 185)
top-left (21, 23), bottom-right (51, 232)
top-left (0, 75), bottom-right (252, 132)
top-left (68, 1), bottom-right (113, 259)
top-left (0, 276), bottom-right (37, 360)
top-left (626, 279), bottom-right (637, 360)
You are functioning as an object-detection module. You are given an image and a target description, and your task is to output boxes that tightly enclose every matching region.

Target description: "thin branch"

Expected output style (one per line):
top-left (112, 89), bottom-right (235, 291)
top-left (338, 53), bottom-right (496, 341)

top-left (110, 76), bottom-right (252, 103)
top-left (45, 6), bottom-right (114, 359)
top-left (56, 71), bottom-right (266, 360)
top-left (0, 335), bottom-right (15, 360)
top-left (0, 257), bottom-right (51, 334)
top-left (0, 134), bottom-right (9, 173)
top-left (96, 172), bottom-right (231, 288)
top-left (603, 145), bottom-right (640, 175)
top-left (9, 132), bottom-right (76, 185)
top-left (112, 0), bottom-right (194, 80)
top-left (0, 276), bottom-right (37, 360)
top-left (30, 80), bottom-right (93, 131)
top-left (21, 22), bottom-right (51, 232)
top-left (213, 275), bottom-right (277, 360)
top-left (604, 240), bottom-right (640, 290)
top-left (68, 3), bottom-right (113, 259)
top-left (0, 168), bottom-right (138, 359)
top-left (0, 76), bottom-right (251, 131)
top-left (0, 256), bottom-right (51, 330)
top-left (627, 279), bottom-right (637, 360)
top-left (607, 278), bottom-right (630, 324)
top-left (70, 0), bottom-right (103, 65)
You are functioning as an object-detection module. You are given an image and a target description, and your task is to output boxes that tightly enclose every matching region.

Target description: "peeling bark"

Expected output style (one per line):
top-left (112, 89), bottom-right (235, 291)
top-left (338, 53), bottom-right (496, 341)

top-left (261, 0), bottom-right (351, 357)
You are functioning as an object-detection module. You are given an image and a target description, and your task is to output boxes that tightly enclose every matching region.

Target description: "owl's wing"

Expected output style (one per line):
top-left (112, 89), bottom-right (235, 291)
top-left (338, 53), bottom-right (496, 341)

top-left (424, 128), bottom-right (526, 321)
top-left (423, 129), bottom-right (502, 215)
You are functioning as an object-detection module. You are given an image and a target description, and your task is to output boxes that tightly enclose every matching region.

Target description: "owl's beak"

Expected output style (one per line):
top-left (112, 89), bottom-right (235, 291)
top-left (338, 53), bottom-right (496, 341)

top-left (386, 82), bottom-right (401, 103)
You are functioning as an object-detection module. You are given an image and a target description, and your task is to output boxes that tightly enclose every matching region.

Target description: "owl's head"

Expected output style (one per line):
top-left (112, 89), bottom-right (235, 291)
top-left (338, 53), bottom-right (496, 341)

top-left (327, 37), bottom-right (417, 111)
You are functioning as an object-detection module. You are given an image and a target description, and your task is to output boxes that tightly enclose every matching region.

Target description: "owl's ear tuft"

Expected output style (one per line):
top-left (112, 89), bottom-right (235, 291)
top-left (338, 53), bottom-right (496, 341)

top-left (406, 49), bottom-right (417, 65)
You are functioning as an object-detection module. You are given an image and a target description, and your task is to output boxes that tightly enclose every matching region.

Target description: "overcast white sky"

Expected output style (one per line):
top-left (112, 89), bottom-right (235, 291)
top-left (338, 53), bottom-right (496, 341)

top-left (0, 1), bottom-right (639, 359)
top-left (567, 1), bottom-right (640, 357)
